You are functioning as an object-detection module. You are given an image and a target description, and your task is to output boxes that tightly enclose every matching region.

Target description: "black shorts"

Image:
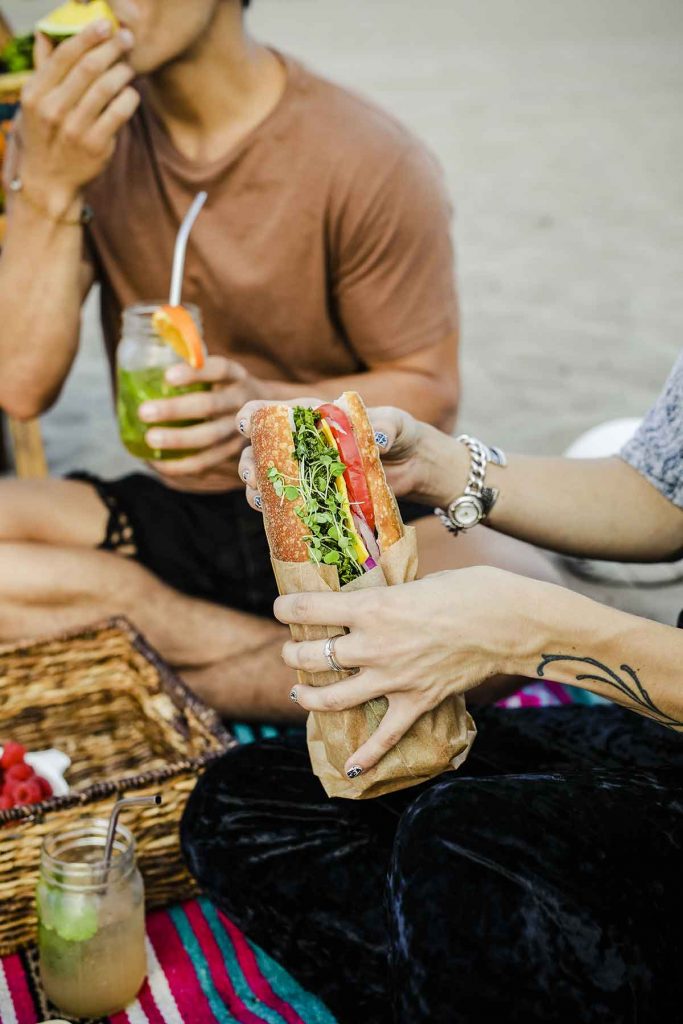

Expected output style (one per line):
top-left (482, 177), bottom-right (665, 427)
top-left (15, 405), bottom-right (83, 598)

top-left (70, 472), bottom-right (429, 617)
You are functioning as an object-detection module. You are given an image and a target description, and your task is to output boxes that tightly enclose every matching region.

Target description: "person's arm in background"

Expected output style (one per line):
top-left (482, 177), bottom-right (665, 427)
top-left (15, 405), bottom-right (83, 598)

top-left (368, 356), bottom-right (683, 564)
top-left (140, 141), bottom-right (461, 476)
top-left (275, 566), bottom-right (683, 775)
top-left (0, 22), bottom-right (138, 418)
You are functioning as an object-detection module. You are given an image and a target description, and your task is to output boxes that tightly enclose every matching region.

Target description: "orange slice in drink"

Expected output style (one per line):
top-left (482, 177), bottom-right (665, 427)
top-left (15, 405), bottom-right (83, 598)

top-left (152, 304), bottom-right (205, 369)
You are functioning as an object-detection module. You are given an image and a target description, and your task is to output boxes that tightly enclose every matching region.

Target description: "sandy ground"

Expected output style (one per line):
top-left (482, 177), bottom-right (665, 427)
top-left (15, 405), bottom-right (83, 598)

top-left (3, 0), bottom-right (683, 478)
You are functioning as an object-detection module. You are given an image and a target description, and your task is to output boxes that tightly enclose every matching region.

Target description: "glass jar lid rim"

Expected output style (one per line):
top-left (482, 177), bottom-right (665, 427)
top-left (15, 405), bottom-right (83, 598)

top-left (42, 819), bottom-right (135, 875)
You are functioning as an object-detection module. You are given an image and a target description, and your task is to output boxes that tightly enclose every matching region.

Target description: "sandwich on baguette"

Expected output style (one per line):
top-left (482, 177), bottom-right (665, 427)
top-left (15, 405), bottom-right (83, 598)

top-left (251, 392), bottom-right (403, 580)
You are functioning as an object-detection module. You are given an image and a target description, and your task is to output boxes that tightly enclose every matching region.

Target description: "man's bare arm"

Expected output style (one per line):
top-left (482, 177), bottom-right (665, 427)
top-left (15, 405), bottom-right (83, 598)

top-left (0, 195), bottom-right (93, 418)
top-left (0, 23), bottom-right (138, 418)
top-left (261, 331), bottom-right (460, 431)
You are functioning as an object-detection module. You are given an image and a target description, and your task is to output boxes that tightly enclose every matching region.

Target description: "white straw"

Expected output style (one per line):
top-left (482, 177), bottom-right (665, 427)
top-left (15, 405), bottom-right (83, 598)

top-left (169, 191), bottom-right (208, 306)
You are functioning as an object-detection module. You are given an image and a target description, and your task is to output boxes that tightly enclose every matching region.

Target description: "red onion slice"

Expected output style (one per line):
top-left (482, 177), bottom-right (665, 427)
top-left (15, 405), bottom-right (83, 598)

top-left (353, 513), bottom-right (381, 563)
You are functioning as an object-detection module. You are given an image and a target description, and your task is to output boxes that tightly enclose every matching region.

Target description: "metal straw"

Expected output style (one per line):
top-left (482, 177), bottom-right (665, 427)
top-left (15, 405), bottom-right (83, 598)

top-left (169, 191), bottom-right (208, 306)
top-left (102, 794), bottom-right (162, 874)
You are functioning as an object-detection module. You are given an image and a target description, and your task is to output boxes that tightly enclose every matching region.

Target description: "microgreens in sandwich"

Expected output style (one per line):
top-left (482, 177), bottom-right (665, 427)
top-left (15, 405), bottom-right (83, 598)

top-left (267, 407), bottom-right (363, 584)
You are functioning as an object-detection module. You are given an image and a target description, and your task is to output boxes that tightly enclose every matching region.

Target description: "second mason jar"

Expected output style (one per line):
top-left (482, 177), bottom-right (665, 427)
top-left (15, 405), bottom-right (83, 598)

top-left (37, 819), bottom-right (147, 1018)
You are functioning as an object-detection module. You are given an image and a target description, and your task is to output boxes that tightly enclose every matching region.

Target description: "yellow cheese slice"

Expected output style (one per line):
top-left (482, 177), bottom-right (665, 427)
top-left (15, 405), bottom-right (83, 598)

top-left (318, 418), bottom-right (370, 564)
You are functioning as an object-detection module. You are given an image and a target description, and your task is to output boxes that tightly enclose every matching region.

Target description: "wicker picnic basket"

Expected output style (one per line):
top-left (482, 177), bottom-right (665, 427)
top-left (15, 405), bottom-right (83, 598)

top-left (0, 617), bottom-right (234, 954)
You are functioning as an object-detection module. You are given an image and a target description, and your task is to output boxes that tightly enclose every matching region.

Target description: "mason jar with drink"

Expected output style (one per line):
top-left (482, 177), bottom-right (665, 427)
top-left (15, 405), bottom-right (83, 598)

top-left (116, 301), bottom-right (208, 460)
top-left (37, 819), bottom-right (146, 1018)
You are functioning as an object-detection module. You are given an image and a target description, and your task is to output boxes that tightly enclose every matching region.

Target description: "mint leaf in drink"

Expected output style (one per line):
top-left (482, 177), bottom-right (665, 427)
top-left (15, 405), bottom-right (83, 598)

top-left (38, 885), bottom-right (99, 943)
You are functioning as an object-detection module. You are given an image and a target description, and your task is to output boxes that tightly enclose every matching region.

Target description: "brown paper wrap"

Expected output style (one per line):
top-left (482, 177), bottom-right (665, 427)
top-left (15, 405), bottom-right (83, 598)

top-left (272, 526), bottom-right (476, 799)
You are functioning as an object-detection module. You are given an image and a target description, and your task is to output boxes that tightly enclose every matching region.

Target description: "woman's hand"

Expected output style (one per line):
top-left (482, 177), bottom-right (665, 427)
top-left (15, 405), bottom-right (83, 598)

top-left (275, 566), bottom-right (534, 776)
top-left (140, 356), bottom-right (265, 479)
top-left (235, 400), bottom-right (468, 509)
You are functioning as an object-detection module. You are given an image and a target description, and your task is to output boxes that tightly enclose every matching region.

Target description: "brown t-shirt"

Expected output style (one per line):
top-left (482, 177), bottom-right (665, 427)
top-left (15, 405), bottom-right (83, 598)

top-left (85, 53), bottom-right (457, 484)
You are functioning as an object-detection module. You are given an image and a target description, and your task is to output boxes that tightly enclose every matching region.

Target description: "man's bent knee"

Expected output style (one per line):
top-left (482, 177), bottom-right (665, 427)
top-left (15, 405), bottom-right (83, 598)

top-left (0, 478), bottom-right (108, 547)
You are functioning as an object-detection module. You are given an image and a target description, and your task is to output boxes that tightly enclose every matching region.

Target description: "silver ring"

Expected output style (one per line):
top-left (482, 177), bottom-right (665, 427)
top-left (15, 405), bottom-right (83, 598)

top-left (324, 636), bottom-right (345, 673)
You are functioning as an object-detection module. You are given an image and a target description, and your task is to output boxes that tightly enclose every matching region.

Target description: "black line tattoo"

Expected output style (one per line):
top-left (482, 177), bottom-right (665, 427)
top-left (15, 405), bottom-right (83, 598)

top-left (537, 654), bottom-right (683, 730)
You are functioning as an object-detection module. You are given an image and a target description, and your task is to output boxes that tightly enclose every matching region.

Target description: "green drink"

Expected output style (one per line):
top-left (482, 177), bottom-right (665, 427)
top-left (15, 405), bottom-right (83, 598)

top-left (116, 302), bottom-right (208, 461)
top-left (117, 365), bottom-right (209, 460)
top-left (37, 821), bottom-right (146, 1019)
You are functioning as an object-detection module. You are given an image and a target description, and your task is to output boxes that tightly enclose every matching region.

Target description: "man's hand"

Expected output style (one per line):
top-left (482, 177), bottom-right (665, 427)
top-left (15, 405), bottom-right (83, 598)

top-left (140, 356), bottom-right (265, 479)
top-left (15, 21), bottom-right (139, 219)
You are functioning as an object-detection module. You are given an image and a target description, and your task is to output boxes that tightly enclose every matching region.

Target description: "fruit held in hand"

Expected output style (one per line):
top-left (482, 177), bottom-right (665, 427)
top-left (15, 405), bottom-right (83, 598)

top-left (36, 1), bottom-right (119, 41)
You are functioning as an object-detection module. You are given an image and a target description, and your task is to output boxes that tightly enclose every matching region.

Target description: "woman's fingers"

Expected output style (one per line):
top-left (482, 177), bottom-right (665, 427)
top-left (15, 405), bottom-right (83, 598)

top-left (274, 590), bottom-right (376, 630)
top-left (344, 694), bottom-right (421, 776)
top-left (367, 406), bottom-right (419, 460)
top-left (238, 445), bottom-right (255, 484)
top-left (238, 444), bottom-right (262, 509)
top-left (281, 631), bottom-right (374, 674)
top-left (291, 670), bottom-right (388, 713)
top-left (246, 486), bottom-right (262, 511)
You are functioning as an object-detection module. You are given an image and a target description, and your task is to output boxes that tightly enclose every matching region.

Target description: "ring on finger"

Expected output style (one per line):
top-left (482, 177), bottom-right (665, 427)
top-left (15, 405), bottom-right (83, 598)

top-left (324, 635), bottom-right (347, 673)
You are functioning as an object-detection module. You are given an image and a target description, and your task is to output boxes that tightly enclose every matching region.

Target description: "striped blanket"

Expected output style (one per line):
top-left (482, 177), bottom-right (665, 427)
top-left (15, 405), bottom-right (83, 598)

top-left (2, 688), bottom-right (603, 1023)
top-left (0, 898), bottom-right (336, 1024)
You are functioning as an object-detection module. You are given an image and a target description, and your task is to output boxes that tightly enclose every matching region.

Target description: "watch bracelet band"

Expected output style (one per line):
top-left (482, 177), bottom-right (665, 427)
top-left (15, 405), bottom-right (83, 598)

top-left (8, 176), bottom-right (93, 228)
top-left (434, 434), bottom-right (507, 536)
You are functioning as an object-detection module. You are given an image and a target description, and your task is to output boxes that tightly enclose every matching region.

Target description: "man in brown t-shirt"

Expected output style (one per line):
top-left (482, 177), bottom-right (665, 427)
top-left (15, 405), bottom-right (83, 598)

top-left (0, 0), bottom-right (461, 718)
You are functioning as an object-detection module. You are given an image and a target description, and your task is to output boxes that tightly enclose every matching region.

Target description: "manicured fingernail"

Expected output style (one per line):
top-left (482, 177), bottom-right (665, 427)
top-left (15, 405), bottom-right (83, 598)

top-left (254, 494), bottom-right (262, 510)
top-left (119, 28), bottom-right (135, 48)
top-left (346, 765), bottom-right (363, 779)
top-left (95, 19), bottom-right (113, 37)
top-left (289, 688), bottom-right (298, 703)
top-left (242, 467), bottom-right (250, 481)
top-left (138, 403), bottom-right (157, 421)
top-left (374, 431), bottom-right (389, 449)
top-left (238, 419), bottom-right (247, 434)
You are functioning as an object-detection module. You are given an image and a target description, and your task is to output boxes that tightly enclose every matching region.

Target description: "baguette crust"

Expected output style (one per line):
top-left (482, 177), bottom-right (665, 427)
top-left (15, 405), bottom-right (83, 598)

top-left (342, 391), bottom-right (404, 550)
top-left (251, 406), bottom-right (309, 562)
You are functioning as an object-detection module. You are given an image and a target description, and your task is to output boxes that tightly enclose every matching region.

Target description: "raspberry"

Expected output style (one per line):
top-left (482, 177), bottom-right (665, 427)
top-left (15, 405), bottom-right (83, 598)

top-left (1, 741), bottom-right (26, 770)
top-left (12, 779), bottom-right (42, 805)
top-left (36, 775), bottom-right (53, 799)
top-left (6, 762), bottom-right (33, 783)
top-left (0, 794), bottom-right (13, 811)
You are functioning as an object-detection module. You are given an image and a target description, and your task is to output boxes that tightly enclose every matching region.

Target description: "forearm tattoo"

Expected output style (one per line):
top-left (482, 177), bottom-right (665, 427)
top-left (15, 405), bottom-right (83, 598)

top-left (537, 654), bottom-right (683, 730)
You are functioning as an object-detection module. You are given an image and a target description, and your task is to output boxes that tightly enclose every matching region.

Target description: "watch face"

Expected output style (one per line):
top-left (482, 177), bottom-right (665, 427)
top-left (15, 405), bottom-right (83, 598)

top-left (452, 497), bottom-right (482, 528)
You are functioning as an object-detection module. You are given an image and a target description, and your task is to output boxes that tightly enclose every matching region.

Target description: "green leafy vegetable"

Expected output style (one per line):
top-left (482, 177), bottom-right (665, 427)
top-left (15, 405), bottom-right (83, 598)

top-left (267, 407), bottom-right (363, 584)
top-left (0, 35), bottom-right (34, 75)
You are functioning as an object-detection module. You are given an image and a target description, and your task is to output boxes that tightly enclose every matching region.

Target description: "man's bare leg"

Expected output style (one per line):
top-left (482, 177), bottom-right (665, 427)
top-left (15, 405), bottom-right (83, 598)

top-left (0, 480), bottom-right (563, 716)
top-left (0, 478), bottom-right (300, 720)
top-left (0, 538), bottom-right (299, 718)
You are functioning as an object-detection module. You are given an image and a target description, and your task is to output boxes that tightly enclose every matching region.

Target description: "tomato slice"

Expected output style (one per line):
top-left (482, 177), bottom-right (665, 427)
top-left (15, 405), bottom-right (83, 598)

top-left (317, 403), bottom-right (376, 532)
